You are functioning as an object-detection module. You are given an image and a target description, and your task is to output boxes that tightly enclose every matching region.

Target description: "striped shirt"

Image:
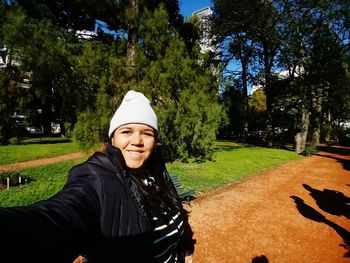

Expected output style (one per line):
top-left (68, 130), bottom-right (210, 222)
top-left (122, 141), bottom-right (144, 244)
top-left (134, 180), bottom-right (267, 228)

top-left (151, 211), bottom-right (185, 262)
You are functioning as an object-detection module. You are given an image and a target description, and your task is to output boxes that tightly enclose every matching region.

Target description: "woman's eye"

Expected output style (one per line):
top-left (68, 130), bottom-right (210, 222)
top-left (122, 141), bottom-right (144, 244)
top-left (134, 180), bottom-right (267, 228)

top-left (143, 132), bottom-right (154, 137)
top-left (121, 130), bottom-right (131, 134)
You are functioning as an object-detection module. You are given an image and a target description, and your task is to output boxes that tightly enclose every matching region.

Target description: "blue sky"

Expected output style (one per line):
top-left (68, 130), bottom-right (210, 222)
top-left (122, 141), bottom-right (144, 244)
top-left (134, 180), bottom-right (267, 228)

top-left (179, 0), bottom-right (212, 18)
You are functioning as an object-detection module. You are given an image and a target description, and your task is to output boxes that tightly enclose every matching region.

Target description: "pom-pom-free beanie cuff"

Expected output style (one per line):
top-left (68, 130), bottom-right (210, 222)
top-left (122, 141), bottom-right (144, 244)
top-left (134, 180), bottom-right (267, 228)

top-left (108, 90), bottom-right (158, 137)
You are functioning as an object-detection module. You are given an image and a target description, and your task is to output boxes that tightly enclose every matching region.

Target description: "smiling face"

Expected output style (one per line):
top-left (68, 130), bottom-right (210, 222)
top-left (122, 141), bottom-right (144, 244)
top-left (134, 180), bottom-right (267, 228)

top-left (111, 123), bottom-right (156, 171)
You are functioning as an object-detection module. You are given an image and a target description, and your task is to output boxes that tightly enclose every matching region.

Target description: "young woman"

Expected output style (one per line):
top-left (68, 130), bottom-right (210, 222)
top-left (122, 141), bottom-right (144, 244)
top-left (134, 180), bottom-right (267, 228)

top-left (0, 90), bottom-right (195, 263)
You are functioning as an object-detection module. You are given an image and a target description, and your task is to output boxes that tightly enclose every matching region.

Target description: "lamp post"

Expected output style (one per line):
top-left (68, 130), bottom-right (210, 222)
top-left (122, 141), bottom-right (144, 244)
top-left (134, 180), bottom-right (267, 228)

top-left (37, 109), bottom-right (42, 141)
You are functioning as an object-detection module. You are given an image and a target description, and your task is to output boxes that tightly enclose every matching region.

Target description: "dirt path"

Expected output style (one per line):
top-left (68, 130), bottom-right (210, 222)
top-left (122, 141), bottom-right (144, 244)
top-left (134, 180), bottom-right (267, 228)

top-left (0, 152), bottom-right (85, 172)
top-left (189, 146), bottom-right (350, 263)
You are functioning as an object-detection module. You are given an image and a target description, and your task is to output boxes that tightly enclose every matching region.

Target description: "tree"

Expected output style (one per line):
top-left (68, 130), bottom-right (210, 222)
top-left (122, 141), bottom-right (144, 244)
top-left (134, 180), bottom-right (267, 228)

top-left (2, 1), bottom-right (224, 160)
top-left (211, 1), bottom-right (255, 136)
top-left (0, 4), bottom-right (27, 143)
top-left (73, 41), bottom-right (126, 149)
top-left (135, 6), bottom-right (225, 160)
top-left (248, 88), bottom-right (267, 133)
top-left (212, 0), bottom-right (283, 145)
top-left (276, 0), bottom-right (350, 151)
top-left (218, 80), bottom-right (245, 138)
top-left (10, 0), bottom-right (182, 66)
top-left (73, 5), bottom-right (225, 161)
top-left (1, 7), bottom-right (86, 136)
top-left (2, 0), bottom-right (183, 138)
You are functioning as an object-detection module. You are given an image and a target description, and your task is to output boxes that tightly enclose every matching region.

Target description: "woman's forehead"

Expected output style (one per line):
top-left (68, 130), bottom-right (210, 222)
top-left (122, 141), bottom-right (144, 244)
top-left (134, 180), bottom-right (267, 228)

top-left (117, 123), bottom-right (155, 131)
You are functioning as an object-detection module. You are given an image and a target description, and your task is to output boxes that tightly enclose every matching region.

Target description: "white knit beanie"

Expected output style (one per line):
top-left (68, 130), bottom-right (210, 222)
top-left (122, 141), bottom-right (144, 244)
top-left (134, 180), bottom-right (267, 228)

top-left (108, 90), bottom-right (158, 137)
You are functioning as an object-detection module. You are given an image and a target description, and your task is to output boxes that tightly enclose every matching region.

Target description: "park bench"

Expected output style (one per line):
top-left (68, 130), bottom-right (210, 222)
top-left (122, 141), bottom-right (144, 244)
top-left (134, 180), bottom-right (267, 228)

top-left (169, 174), bottom-right (196, 204)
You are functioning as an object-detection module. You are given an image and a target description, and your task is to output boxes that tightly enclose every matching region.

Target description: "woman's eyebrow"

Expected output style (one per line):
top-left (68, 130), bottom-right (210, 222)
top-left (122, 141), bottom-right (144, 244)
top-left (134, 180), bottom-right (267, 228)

top-left (118, 127), bottom-right (132, 131)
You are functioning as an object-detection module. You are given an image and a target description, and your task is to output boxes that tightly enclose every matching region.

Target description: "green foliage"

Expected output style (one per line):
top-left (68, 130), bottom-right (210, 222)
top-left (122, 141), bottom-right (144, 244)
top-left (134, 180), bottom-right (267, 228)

top-left (175, 86), bottom-right (224, 161)
top-left (1, 6), bottom-right (85, 136)
top-left (72, 42), bottom-right (126, 149)
top-left (134, 6), bottom-right (225, 161)
top-left (212, 0), bottom-right (350, 151)
top-left (73, 108), bottom-right (108, 150)
top-left (0, 71), bottom-right (24, 144)
top-left (339, 128), bottom-right (350, 146)
top-left (301, 146), bottom-right (318, 156)
top-left (320, 123), bottom-right (333, 143)
top-left (74, 5), bottom-right (225, 160)
top-left (249, 89), bottom-right (266, 112)
top-left (218, 82), bottom-right (244, 137)
top-left (1, 2), bottom-right (222, 161)
top-left (248, 88), bottom-right (267, 132)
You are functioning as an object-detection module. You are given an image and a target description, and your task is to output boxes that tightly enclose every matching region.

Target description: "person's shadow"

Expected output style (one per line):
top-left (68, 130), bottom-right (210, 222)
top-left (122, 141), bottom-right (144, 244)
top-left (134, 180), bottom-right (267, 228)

top-left (252, 255), bottom-right (269, 263)
top-left (302, 184), bottom-right (350, 219)
top-left (290, 195), bottom-right (350, 257)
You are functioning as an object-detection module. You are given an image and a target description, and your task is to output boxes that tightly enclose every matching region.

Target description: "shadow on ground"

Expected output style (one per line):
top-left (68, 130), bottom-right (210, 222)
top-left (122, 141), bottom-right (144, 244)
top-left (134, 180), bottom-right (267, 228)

top-left (314, 146), bottom-right (350, 171)
top-left (22, 139), bottom-right (72, 145)
top-left (302, 184), bottom-right (350, 219)
top-left (290, 194), bottom-right (350, 257)
top-left (252, 255), bottom-right (269, 263)
top-left (317, 146), bottom-right (350, 157)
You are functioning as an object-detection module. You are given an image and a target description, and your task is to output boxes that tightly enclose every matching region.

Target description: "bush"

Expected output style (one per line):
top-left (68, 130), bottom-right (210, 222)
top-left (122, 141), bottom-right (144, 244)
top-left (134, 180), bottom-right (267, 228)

top-left (9, 137), bottom-right (22, 145)
top-left (301, 146), bottom-right (318, 156)
top-left (339, 129), bottom-right (350, 146)
top-left (320, 123), bottom-right (332, 143)
top-left (73, 109), bottom-right (109, 150)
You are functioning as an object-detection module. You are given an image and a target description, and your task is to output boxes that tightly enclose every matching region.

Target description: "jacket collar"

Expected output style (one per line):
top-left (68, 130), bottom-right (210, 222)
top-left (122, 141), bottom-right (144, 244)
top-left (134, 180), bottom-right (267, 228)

top-left (87, 144), bottom-right (127, 174)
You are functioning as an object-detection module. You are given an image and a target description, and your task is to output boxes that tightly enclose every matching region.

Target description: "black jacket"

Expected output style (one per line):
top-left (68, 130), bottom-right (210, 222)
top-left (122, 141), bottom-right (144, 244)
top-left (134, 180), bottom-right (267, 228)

top-left (0, 145), bottom-right (194, 262)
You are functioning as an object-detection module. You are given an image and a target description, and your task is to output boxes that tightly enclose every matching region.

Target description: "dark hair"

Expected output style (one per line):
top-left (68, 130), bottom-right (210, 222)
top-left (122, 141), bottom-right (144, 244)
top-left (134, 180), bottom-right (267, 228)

top-left (129, 149), bottom-right (183, 225)
top-left (105, 139), bottom-right (182, 226)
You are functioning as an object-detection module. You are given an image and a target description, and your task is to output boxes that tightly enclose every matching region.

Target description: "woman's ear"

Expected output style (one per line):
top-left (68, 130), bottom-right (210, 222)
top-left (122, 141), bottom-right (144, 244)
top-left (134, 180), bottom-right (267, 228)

top-left (111, 137), bottom-right (115, 146)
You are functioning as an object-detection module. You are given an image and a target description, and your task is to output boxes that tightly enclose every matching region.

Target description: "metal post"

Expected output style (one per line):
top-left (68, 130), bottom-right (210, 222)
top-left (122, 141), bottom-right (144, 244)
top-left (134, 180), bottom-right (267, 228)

top-left (38, 109), bottom-right (42, 141)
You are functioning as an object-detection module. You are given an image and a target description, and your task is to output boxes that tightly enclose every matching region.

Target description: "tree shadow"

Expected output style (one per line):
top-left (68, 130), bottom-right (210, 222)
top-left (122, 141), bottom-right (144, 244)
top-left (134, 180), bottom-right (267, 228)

top-left (303, 184), bottom-right (350, 219)
top-left (252, 255), bottom-right (269, 263)
top-left (290, 195), bottom-right (350, 257)
top-left (317, 146), bottom-right (350, 157)
top-left (22, 139), bottom-right (72, 145)
top-left (313, 152), bottom-right (350, 171)
top-left (213, 140), bottom-right (251, 152)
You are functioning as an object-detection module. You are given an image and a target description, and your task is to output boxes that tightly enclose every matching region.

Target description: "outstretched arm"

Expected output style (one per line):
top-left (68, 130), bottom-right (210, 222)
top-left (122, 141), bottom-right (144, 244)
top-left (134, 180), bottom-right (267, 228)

top-left (0, 169), bottom-right (101, 263)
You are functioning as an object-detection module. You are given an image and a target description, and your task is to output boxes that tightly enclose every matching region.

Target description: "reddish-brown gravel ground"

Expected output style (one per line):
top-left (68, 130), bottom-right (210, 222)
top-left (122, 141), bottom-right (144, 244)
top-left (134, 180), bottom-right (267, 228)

top-left (0, 152), bottom-right (85, 172)
top-left (189, 145), bottom-right (350, 263)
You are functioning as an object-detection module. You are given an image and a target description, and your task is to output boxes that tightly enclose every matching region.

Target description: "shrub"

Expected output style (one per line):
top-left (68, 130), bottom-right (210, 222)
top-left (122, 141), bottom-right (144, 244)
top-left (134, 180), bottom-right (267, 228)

top-left (320, 123), bottom-right (332, 143)
top-left (339, 129), bottom-right (350, 146)
top-left (73, 109), bottom-right (107, 150)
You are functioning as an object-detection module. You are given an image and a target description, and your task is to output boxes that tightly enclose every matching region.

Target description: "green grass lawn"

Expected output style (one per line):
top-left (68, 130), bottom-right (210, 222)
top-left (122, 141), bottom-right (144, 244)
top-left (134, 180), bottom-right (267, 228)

top-left (0, 159), bottom-right (86, 207)
top-left (166, 141), bottom-right (303, 193)
top-left (0, 141), bottom-right (303, 207)
top-left (0, 137), bottom-right (82, 165)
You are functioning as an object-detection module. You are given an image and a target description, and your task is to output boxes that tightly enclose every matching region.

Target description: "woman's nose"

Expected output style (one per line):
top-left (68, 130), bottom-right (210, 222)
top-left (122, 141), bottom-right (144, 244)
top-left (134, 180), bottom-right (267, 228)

top-left (131, 133), bottom-right (143, 145)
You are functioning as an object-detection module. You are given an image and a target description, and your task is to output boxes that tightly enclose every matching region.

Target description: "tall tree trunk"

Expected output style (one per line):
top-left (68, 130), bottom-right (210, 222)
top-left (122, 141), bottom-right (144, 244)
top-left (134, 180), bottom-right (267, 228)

top-left (59, 120), bottom-right (66, 137)
top-left (241, 59), bottom-right (249, 137)
top-left (311, 96), bottom-right (322, 147)
top-left (126, 0), bottom-right (139, 67)
top-left (262, 41), bottom-right (274, 147)
top-left (294, 111), bottom-right (310, 153)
